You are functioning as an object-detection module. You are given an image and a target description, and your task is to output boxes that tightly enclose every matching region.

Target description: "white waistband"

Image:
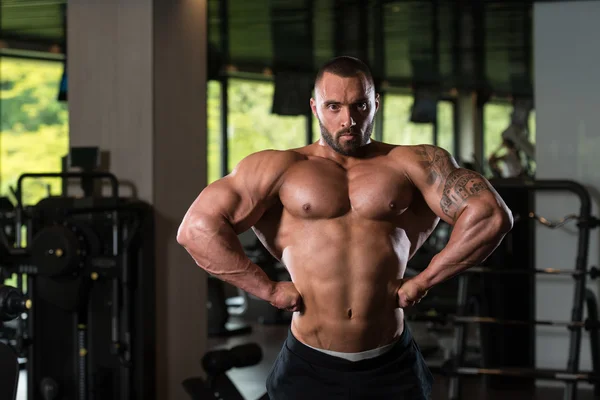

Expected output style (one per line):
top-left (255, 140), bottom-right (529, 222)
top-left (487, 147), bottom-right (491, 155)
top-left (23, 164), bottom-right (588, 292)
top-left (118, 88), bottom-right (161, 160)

top-left (303, 340), bottom-right (397, 362)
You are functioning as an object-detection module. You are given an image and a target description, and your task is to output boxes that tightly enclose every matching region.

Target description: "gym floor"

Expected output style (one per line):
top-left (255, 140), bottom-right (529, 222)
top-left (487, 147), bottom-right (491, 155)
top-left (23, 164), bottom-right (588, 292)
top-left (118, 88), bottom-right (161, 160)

top-left (208, 319), bottom-right (597, 400)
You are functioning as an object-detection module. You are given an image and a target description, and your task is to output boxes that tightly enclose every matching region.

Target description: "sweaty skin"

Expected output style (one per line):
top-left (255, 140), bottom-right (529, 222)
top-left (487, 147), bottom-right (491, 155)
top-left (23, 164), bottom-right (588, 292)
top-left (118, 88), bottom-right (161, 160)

top-left (177, 73), bottom-right (513, 353)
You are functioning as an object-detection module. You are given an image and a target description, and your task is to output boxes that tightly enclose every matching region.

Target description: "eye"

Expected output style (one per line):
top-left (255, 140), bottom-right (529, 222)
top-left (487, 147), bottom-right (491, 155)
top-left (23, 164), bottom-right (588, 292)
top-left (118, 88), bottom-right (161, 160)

top-left (327, 104), bottom-right (340, 111)
top-left (356, 102), bottom-right (368, 111)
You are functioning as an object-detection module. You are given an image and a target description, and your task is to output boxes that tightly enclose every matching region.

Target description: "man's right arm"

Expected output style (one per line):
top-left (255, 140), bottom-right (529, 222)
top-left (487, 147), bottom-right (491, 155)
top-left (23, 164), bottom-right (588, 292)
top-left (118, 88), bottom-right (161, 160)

top-left (176, 150), bottom-right (299, 303)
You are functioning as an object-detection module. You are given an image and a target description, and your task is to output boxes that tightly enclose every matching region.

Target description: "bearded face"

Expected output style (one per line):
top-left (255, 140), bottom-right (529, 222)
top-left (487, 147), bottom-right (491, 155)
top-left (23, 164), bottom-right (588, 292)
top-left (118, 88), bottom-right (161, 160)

top-left (310, 72), bottom-right (379, 156)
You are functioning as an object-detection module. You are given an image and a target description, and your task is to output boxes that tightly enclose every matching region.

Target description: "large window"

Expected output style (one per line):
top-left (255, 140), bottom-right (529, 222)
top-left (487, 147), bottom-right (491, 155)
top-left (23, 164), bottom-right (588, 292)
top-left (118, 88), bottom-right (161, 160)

top-left (383, 94), bottom-right (455, 154)
top-left (383, 94), bottom-right (433, 145)
top-left (206, 78), bottom-right (308, 184)
top-left (0, 57), bottom-right (69, 206)
top-left (437, 100), bottom-right (455, 154)
top-left (227, 79), bottom-right (307, 171)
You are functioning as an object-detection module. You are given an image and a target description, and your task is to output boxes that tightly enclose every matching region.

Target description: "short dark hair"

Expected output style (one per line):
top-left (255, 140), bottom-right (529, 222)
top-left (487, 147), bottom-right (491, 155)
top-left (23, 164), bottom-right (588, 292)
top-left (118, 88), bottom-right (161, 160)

top-left (314, 56), bottom-right (375, 90)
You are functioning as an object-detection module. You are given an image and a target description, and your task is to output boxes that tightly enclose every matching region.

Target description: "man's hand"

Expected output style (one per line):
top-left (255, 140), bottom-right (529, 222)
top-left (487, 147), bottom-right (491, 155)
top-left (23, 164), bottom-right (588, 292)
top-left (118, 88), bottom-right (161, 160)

top-left (269, 281), bottom-right (304, 312)
top-left (396, 278), bottom-right (429, 308)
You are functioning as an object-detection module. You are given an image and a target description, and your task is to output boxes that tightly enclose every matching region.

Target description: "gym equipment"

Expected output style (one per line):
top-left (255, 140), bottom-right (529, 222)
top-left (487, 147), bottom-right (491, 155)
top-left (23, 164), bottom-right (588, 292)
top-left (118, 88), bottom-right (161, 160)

top-left (500, 98), bottom-right (535, 161)
top-left (182, 343), bottom-right (269, 400)
top-left (410, 314), bottom-right (599, 330)
top-left (0, 281), bottom-right (31, 361)
top-left (433, 179), bottom-right (600, 400)
top-left (0, 283), bottom-right (27, 400)
top-left (441, 364), bottom-right (600, 383)
top-left (0, 163), bottom-right (156, 400)
top-left (207, 276), bottom-right (252, 337)
top-left (466, 265), bottom-right (599, 278)
top-left (0, 284), bottom-right (31, 322)
top-left (529, 211), bottom-right (580, 229)
top-left (0, 341), bottom-right (19, 400)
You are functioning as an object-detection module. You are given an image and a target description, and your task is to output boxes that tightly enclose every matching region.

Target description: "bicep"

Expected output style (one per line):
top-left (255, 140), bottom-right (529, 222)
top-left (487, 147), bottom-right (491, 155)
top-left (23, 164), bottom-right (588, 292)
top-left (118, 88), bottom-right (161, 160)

top-left (184, 177), bottom-right (272, 234)
top-left (432, 168), bottom-right (498, 224)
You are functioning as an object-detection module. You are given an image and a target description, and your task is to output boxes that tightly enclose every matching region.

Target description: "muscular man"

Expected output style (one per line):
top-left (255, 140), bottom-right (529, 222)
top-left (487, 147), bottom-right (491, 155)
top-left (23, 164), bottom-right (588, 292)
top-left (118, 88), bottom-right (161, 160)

top-left (177, 56), bottom-right (513, 399)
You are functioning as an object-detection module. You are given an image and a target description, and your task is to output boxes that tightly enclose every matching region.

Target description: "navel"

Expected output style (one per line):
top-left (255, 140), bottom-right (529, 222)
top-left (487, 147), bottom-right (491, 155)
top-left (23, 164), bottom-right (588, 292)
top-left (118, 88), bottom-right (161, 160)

top-left (302, 203), bottom-right (311, 212)
top-left (347, 308), bottom-right (353, 319)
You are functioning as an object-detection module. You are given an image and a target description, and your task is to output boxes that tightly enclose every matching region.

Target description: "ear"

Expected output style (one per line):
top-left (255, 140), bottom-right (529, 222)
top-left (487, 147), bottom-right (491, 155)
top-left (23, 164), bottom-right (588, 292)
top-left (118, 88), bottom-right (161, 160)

top-left (374, 93), bottom-right (381, 112)
top-left (310, 98), bottom-right (318, 117)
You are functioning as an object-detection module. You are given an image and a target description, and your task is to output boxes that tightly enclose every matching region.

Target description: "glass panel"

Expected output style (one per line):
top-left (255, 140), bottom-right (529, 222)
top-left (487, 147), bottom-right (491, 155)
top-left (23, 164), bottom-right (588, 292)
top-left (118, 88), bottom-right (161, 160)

top-left (484, 103), bottom-right (511, 162)
top-left (383, 94), bottom-right (433, 145)
top-left (437, 100), bottom-right (454, 155)
top-left (0, 57), bottom-right (68, 206)
top-left (484, 102), bottom-right (536, 177)
top-left (207, 80), bottom-right (222, 184)
top-left (227, 79), bottom-right (306, 171)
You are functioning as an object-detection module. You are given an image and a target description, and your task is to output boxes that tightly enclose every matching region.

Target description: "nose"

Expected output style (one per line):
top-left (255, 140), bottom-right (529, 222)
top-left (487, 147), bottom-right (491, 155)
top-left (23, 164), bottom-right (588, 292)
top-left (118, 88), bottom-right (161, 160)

top-left (340, 107), bottom-right (356, 129)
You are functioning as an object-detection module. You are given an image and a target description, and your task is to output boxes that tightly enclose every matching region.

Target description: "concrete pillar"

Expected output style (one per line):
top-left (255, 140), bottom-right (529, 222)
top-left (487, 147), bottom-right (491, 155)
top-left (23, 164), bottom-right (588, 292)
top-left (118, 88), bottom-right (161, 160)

top-left (457, 92), bottom-right (483, 167)
top-left (533, 1), bottom-right (600, 389)
top-left (67, 1), bottom-right (207, 399)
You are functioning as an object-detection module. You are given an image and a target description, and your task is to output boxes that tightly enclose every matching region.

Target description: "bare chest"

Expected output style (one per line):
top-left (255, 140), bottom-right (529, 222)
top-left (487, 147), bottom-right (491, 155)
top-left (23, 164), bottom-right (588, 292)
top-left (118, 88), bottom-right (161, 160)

top-left (279, 159), bottom-right (414, 220)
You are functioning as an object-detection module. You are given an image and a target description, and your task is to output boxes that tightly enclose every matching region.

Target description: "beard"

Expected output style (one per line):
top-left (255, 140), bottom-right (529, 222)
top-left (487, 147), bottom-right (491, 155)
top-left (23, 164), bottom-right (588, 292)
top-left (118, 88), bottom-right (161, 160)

top-left (318, 119), bottom-right (374, 156)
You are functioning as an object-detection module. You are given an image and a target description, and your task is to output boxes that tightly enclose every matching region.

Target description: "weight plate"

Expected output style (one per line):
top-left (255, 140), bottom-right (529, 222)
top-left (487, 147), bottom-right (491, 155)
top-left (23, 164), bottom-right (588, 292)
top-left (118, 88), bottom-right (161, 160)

top-left (31, 225), bottom-right (82, 277)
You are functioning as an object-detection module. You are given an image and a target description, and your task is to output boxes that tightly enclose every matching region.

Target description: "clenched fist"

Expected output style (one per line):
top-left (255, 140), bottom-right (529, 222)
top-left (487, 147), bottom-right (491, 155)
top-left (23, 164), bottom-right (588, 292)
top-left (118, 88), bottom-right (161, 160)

top-left (396, 278), bottom-right (429, 309)
top-left (269, 281), bottom-right (304, 312)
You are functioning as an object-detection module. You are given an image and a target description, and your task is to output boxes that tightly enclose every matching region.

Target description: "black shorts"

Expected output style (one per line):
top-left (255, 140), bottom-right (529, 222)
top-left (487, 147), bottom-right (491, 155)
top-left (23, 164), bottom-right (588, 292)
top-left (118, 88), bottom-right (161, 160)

top-left (265, 326), bottom-right (434, 400)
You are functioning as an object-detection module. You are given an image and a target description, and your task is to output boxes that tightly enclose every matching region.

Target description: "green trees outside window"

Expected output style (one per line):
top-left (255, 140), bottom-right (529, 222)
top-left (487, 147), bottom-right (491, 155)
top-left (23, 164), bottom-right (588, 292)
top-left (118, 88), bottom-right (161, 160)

top-left (0, 57), bottom-right (69, 206)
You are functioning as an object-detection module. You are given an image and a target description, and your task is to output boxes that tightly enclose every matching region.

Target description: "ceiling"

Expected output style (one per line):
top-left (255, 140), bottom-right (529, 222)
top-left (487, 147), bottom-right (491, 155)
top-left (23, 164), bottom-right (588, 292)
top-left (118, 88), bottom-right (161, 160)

top-left (0, 0), bottom-right (66, 45)
top-left (0, 0), bottom-right (535, 96)
top-left (209, 0), bottom-right (534, 95)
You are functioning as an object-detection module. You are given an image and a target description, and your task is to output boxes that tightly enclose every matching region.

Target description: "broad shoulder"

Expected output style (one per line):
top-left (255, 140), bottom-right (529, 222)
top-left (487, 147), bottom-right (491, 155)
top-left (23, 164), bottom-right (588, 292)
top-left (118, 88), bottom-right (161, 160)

top-left (386, 143), bottom-right (452, 163)
top-left (386, 144), bottom-right (457, 178)
top-left (230, 149), bottom-right (307, 177)
top-left (378, 144), bottom-right (461, 195)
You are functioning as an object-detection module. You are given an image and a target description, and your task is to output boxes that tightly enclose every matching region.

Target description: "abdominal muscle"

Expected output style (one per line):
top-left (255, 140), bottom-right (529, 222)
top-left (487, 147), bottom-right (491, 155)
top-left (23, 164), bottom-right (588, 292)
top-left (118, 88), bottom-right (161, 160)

top-left (280, 221), bottom-right (410, 353)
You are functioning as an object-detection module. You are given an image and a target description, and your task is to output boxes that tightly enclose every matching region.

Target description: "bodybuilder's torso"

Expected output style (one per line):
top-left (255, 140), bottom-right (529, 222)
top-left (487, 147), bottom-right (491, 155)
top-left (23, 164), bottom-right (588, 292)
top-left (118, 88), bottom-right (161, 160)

top-left (252, 142), bottom-right (439, 352)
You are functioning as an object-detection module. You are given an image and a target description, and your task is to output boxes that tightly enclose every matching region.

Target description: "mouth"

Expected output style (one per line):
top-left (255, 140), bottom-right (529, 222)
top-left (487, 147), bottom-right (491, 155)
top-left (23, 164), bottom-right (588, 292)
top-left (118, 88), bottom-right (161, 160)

top-left (339, 133), bottom-right (358, 143)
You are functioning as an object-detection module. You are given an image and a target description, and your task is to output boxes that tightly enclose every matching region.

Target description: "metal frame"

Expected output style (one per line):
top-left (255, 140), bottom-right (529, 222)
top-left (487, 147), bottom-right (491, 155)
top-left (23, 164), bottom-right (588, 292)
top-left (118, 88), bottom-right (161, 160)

top-left (446, 179), bottom-right (600, 400)
top-left (0, 49), bottom-right (64, 62)
top-left (218, 0), bottom-right (230, 177)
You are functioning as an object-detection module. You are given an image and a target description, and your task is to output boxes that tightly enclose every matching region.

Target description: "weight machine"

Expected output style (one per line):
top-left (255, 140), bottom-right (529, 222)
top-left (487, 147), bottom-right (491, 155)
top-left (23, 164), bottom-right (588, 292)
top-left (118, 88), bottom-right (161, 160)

top-left (409, 179), bottom-right (600, 400)
top-left (0, 283), bottom-right (29, 400)
top-left (0, 150), bottom-right (156, 400)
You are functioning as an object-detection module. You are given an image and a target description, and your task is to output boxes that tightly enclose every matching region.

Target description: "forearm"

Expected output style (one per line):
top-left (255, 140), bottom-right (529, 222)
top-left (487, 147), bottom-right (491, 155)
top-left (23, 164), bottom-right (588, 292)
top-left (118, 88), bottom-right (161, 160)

top-left (415, 205), bottom-right (512, 289)
top-left (177, 214), bottom-right (275, 302)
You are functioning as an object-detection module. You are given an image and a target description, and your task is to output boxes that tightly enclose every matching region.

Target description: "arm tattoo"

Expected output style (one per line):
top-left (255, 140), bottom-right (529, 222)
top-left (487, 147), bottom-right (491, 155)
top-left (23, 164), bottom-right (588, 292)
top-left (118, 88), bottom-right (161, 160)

top-left (416, 145), bottom-right (490, 221)
top-left (441, 170), bottom-right (489, 220)
top-left (415, 145), bottom-right (455, 188)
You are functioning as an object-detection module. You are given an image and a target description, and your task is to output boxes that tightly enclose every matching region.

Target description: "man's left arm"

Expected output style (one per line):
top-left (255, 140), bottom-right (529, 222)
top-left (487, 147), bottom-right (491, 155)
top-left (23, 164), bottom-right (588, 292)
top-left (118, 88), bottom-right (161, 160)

top-left (401, 145), bottom-right (514, 301)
